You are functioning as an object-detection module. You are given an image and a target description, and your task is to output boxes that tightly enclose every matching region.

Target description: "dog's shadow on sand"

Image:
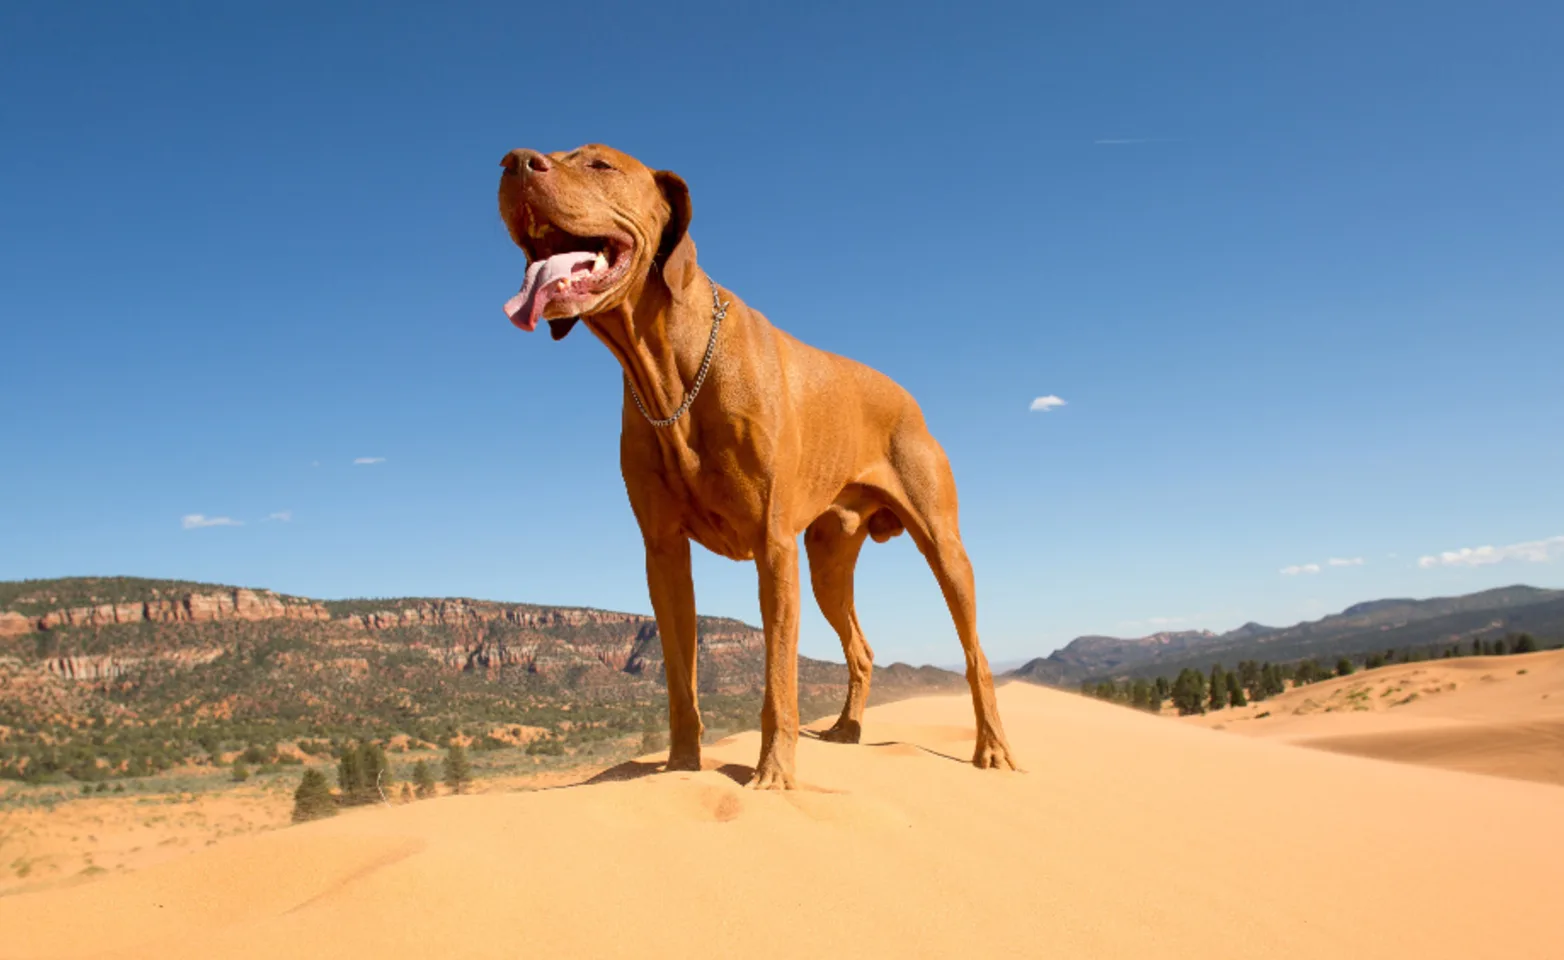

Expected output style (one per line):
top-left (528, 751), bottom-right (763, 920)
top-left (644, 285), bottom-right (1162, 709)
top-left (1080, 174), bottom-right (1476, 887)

top-left (559, 735), bottom-right (969, 791)
top-left (568, 760), bottom-right (757, 788)
top-left (800, 730), bottom-right (971, 765)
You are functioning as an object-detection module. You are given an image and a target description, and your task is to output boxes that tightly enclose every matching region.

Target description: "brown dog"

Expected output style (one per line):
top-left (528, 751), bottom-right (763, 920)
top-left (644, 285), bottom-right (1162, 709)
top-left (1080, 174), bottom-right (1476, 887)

top-left (497, 144), bottom-right (1015, 788)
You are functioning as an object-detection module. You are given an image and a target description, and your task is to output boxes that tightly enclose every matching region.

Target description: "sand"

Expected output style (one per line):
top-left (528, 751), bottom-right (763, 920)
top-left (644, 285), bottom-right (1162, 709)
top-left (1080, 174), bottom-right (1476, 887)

top-left (3, 680), bottom-right (1561, 959)
top-left (1185, 648), bottom-right (1564, 786)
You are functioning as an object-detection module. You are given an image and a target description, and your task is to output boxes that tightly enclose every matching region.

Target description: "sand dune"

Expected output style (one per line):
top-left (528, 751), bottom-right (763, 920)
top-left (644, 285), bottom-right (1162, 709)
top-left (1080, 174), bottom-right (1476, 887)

top-left (3, 682), bottom-right (1561, 959)
top-left (1186, 648), bottom-right (1564, 786)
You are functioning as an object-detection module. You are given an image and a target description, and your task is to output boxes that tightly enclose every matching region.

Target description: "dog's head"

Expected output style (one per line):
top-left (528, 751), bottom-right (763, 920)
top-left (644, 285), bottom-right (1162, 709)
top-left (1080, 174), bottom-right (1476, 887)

top-left (497, 144), bottom-right (693, 340)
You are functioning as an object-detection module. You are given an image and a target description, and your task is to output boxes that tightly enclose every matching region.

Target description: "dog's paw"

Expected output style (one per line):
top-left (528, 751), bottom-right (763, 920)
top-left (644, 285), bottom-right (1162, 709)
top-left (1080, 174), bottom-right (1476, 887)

top-left (972, 736), bottom-right (1018, 772)
top-left (747, 759), bottom-right (797, 790)
top-left (817, 719), bottom-right (862, 744)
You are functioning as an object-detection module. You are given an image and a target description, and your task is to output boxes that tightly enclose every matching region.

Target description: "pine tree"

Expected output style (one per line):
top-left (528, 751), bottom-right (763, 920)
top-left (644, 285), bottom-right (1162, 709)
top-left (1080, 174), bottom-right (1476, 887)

top-left (1335, 658), bottom-right (1355, 677)
top-left (337, 745), bottom-right (363, 803)
top-left (1226, 671), bottom-right (1246, 707)
top-left (357, 742), bottom-right (392, 803)
top-left (291, 769), bottom-right (337, 823)
top-left (1172, 668), bottom-right (1207, 716)
top-left (1493, 638), bottom-right (1508, 656)
top-left (443, 742), bottom-right (472, 795)
top-left (1130, 678), bottom-right (1153, 712)
top-left (1237, 661), bottom-right (1261, 698)
top-left (1208, 664), bottom-right (1225, 711)
top-left (412, 759), bottom-right (437, 799)
top-left (1513, 633), bottom-right (1538, 654)
top-left (1471, 639), bottom-right (1483, 656)
top-left (1154, 676), bottom-right (1170, 703)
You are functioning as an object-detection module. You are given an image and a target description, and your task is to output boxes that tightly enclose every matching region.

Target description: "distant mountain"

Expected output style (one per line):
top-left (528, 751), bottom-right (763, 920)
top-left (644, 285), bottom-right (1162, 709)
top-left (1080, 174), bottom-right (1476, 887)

top-left (1006, 585), bottom-right (1564, 686)
top-left (1008, 630), bottom-right (1217, 685)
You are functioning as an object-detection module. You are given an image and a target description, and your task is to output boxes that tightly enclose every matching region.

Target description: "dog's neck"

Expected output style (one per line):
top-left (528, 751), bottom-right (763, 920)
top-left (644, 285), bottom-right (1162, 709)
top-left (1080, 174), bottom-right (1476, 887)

top-left (584, 267), bottom-right (719, 428)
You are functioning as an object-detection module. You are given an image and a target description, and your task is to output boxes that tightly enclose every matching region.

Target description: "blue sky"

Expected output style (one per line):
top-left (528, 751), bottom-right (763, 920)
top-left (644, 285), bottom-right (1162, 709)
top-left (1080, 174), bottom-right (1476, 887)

top-left (2, 1), bottom-right (1561, 666)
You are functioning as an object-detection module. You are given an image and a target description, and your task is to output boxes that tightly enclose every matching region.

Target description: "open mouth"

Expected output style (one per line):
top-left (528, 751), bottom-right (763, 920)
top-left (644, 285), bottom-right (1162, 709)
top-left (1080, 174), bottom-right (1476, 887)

top-left (504, 206), bottom-right (633, 332)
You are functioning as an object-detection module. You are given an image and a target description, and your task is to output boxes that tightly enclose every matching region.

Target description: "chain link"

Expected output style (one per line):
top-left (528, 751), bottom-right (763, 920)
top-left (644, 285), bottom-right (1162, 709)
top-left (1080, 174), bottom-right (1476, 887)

top-left (624, 278), bottom-right (729, 428)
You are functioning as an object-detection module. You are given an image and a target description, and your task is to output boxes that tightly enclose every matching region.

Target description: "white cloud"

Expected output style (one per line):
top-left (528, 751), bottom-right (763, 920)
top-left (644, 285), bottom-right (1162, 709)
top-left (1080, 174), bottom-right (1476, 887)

top-left (182, 514), bottom-right (242, 530)
top-left (1417, 535), bottom-right (1564, 569)
top-left (1029, 395), bottom-right (1067, 413)
top-left (1282, 555), bottom-right (1365, 575)
top-left (266, 511), bottom-right (292, 522)
top-left (353, 457), bottom-right (386, 466)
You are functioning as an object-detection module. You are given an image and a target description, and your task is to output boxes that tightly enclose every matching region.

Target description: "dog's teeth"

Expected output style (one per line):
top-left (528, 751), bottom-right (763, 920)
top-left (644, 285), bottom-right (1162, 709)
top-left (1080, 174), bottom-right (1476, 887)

top-left (593, 251), bottom-right (608, 273)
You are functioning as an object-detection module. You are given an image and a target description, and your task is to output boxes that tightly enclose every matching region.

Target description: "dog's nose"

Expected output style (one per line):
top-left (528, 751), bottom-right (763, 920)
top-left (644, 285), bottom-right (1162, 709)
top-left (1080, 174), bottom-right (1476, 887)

top-left (501, 149), bottom-right (551, 175)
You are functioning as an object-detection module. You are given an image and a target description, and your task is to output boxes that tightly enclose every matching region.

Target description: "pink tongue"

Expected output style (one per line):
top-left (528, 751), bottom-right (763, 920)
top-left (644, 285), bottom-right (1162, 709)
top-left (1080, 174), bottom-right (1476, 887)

top-left (503, 251), bottom-right (599, 331)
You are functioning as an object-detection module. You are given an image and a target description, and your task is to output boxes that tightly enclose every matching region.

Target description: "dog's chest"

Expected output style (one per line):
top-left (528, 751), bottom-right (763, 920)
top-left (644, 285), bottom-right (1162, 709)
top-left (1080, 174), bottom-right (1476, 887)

top-left (633, 422), bottom-right (768, 561)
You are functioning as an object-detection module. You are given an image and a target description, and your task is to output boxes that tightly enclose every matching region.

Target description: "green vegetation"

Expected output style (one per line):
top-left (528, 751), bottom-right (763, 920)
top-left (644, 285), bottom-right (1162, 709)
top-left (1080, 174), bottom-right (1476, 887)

top-left (291, 769), bottom-right (337, 822)
top-left (1225, 671), bottom-right (1246, 708)
top-left (1, 578), bottom-right (962, 796)
top-left (412, 760), bottom-right (437, 798)
top-left (1207, 664), bottom-right (1225, 712)
top-left (1170, 669), bottom-right (1207, 716)
top-left (337, 742), bottom-right (393, 805)
top-left (443, 743), bottom-right (472, 795)
top-left (1076, 631), bottom-right (1552, 717)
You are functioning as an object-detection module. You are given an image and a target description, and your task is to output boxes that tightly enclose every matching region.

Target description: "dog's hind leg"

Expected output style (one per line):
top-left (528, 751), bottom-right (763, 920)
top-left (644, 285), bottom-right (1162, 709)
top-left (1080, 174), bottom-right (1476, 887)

top-left (885, 435), bottom-right (1018, 771)
top-left (804, 512), bottom-right (874, 743)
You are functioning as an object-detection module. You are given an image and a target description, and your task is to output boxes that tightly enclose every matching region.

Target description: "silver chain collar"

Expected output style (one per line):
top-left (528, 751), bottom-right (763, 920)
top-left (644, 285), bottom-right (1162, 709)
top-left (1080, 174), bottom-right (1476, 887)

top-left (624, 278), bottom-right (729, 428)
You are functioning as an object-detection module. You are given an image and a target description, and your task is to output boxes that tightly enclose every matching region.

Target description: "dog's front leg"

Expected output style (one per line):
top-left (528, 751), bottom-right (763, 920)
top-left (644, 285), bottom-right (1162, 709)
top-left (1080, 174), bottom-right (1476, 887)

top-left (750, 533), bottom-right (800, 789)
top-left (645, 535), bottom-right (703, 771)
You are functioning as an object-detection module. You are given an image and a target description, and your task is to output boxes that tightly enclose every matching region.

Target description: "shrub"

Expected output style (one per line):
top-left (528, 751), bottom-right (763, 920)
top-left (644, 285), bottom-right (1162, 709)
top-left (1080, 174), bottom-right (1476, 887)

top-left (291, 769), bottom-right (337, 823)
top-left (231, 761), bottom-right (250, 783)
top-left (413, 759), bottom-right (437, 799)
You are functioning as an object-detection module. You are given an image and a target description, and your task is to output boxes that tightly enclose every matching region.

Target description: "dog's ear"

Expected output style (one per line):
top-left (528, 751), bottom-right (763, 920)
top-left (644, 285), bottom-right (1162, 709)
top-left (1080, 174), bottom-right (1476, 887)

top-left (653, 170), bottom-right (697, 292)
top-left (548, 317), bottom-right (580, 341)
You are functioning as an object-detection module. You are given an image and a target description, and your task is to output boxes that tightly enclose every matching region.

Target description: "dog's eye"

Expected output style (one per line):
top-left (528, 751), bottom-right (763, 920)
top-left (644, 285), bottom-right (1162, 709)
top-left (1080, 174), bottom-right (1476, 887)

top-left (587, 159), bottom-right (615, 171)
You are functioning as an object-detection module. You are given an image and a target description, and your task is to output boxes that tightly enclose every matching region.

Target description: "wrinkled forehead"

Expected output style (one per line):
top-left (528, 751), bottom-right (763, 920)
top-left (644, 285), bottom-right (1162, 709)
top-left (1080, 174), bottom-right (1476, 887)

top-left (554, 143), bottom-right (652, 175)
